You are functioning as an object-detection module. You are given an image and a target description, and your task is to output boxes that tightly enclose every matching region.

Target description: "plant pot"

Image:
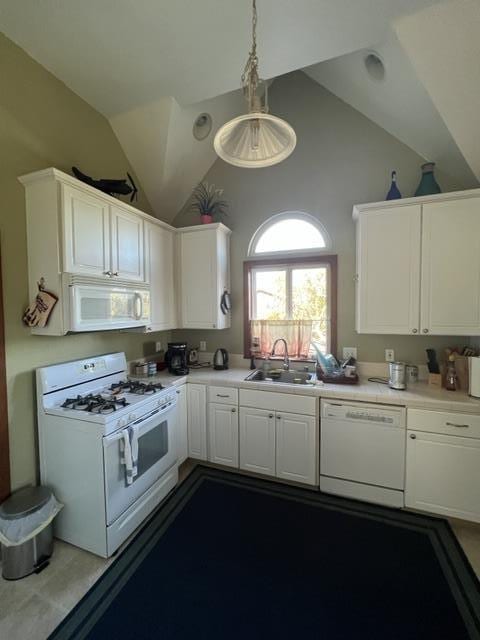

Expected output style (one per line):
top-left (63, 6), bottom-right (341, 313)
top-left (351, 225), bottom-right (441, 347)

top-left (201, 214), bottom-right (213, 224)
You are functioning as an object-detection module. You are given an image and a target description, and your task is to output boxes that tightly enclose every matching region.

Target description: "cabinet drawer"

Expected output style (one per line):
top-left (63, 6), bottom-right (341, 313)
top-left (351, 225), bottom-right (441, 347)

top-left (239, 389), bottom-right (316, 416)
top-left (209, 386), bottom-right (238, 405)
top-left (407, 408), bottom-right (480, 439)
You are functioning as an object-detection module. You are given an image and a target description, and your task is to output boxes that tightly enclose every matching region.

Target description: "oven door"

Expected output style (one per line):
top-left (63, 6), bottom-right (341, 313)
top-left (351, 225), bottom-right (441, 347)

top-left (103, 400), bottom-right (177, 525)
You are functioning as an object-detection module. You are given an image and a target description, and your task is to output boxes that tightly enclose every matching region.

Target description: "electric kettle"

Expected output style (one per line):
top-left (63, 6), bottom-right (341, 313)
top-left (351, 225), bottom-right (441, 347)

top-left (213, 348), bottom-right (229, 371)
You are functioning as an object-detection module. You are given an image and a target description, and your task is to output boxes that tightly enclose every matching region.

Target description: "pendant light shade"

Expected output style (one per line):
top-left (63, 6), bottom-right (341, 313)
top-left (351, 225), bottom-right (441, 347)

top-left (214, 112), bottom-right (296, 169)
top-left (214, 0), bottom-right (296, 169)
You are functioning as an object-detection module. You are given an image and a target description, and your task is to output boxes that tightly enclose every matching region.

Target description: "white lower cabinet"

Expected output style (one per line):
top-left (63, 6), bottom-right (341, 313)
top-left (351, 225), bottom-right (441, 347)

top-left (239, 407), bottom-right (276, 476)
top-left (276, 412), bottom-right (316, 485)
top-left (175, 386), bottom-right (188, 465)
top-left (187, 384), bottom-right (207, 460)
top-left (208, 403), bottom-right (239, 468)
top-left (406, 429), bottom-right (480, 523)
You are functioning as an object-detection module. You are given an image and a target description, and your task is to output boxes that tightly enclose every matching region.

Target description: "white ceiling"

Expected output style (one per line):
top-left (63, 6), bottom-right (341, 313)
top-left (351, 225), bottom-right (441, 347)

top-left (0, 0), bottom-right (443, 116)
top-left (1, 0), bottom-right (479, 219)
top-left (304, 33), bottom-right (478, 188)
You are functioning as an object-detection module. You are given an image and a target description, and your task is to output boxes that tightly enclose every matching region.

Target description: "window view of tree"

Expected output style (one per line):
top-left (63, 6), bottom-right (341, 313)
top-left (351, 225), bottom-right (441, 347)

top-left (251, 265), bottom-right (328, 353)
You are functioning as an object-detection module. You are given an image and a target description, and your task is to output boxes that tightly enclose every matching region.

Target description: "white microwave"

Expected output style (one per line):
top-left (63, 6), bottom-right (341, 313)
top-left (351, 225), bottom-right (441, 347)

top-left (63, 274), bottom-right (150, 332)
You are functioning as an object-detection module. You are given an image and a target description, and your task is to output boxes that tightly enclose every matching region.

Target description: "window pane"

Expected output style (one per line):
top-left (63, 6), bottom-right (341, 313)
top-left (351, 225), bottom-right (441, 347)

top-left (292, 267), bottom-right (328, 352)
top-left (255, 219), bottom-right (326, 253)
top-left (252, 269), bottom-right (286, 319)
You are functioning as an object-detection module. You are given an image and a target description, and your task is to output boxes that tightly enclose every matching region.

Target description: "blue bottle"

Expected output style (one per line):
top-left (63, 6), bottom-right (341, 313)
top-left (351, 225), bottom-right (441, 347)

top-left (386, 171), bottom-right (402, 200)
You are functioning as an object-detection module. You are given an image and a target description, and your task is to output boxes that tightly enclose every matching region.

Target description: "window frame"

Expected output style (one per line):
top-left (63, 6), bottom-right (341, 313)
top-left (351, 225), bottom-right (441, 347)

top-left (243, 254), bottom-right (338, 359)
top-left (247, 211), bottom-right (331, 258)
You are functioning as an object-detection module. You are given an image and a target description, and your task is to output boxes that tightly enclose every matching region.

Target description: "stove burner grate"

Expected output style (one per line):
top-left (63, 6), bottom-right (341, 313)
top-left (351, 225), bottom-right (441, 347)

top-left (61, 394), bottom-right (129, 413)
top-left (110, 380), bottom-right (164, 395)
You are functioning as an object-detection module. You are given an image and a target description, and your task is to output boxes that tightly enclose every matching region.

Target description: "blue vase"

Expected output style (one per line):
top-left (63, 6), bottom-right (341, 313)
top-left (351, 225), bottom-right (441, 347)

top-left (415, 162), bottom-right (441, 196)
top-left (386, 171), bottom-right (402, 200)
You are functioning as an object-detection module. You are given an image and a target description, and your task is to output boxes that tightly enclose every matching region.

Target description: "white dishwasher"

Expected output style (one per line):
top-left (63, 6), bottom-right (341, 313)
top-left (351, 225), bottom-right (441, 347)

top-left (320, 400), bottom-right (406, 508)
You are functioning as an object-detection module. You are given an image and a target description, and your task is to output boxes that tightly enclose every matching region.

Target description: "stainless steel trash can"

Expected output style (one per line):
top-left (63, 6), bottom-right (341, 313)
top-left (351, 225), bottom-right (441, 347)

top-left (0, 486), bottom-right (54, 580)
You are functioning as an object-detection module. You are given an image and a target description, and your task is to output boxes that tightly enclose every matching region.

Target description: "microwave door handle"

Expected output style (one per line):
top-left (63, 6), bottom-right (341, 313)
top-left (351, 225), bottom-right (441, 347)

top-left (134, 293), bottom-right (143, 320)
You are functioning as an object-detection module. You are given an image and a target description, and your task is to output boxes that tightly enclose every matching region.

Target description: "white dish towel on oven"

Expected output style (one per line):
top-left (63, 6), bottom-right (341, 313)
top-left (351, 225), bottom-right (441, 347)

top-left (120, 426), bottom-right (139, 485)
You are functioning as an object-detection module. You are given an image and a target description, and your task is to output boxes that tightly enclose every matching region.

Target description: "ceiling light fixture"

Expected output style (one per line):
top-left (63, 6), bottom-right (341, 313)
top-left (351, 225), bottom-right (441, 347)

top-left (214, 0), bottom-right (296, 169)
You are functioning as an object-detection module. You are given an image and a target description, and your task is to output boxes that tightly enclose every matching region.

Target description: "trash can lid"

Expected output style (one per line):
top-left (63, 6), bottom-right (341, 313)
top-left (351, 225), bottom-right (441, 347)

top-left (0, 486), bottom-right (53, 520)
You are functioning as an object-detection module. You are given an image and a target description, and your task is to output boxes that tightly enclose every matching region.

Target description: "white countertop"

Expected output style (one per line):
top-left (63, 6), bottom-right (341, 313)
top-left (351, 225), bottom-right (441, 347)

top-left (131, 367), bottom-right (480, 414)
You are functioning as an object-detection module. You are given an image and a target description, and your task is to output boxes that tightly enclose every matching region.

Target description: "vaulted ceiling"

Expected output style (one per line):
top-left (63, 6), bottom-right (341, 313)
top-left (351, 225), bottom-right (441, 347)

top-left (1, 0), bottom-right (478, 220)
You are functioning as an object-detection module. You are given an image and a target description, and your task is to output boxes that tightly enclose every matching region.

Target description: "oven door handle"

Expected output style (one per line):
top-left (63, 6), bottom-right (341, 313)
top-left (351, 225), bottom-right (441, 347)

top-left (104, 401), bottom-right (176, 444)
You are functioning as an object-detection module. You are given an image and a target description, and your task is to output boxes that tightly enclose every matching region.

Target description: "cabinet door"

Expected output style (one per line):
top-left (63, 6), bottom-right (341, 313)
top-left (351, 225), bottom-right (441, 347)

top-left (421, 198), bottom-right (480, 335)
top-left (276, 412), bottom-right (317, 485)
top-left (175, 386), bottom-right (188, 465)
top-left (208, 403), bottom-right (239, 468)
top-left (239, 407), bottom-right (275, 476)
top-left (62, 185), bottom-right (110, 276)
top-left (179, 230), bottom-right (217, 328)
top-left (406, 430), bottom-right (480, 522)
top-left (356, 206), bottom-right (421, 334)
top-left (110, 205), bottom-right (144, 281)
top-left (144, 222), bottom-right (176, 331)
top-left (187, 384), bottom-right (207, 460)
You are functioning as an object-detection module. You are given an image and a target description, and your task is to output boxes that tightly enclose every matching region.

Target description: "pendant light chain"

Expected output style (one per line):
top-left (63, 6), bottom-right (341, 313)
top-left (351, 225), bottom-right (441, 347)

top-left (241, 0), bottom-right (263, 113)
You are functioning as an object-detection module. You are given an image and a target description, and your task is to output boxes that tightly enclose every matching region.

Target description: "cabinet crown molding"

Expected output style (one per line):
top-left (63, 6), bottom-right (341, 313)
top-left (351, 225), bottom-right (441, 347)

top-left (352, 187), bottom-right (480, 220)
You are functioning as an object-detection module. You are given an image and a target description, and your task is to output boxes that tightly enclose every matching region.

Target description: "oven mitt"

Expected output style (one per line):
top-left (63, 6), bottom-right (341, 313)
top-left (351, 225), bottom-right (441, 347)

top-left (23, 289), bottom-right (58, 328)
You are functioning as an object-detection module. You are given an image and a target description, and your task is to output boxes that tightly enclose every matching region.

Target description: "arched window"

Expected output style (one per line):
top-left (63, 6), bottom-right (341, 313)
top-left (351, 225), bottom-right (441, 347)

top-left (248, 212), bottom-right (330, 257)
top-left (245, 213), bottom-right (336, 359)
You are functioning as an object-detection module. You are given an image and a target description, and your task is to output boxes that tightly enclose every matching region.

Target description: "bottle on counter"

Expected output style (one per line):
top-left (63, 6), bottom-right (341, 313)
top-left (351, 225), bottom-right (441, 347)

top-left (445, 354), bottom-right (457, 391)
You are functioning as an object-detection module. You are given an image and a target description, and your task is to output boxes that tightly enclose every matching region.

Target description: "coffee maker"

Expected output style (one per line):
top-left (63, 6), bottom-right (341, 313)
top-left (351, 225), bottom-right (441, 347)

top-left (165, 342), bottom-right (189, 375)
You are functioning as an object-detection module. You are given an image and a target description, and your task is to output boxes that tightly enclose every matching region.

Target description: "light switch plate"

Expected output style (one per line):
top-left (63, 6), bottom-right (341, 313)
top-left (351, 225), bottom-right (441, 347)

top-left (342, 347), bottom-right (357, 360)
top-left (155, 341), bottom-right (162, 352)
top-left (385, 349), bottom-right (395, 362)
top-left (199, 341), bottom-right (207, 352)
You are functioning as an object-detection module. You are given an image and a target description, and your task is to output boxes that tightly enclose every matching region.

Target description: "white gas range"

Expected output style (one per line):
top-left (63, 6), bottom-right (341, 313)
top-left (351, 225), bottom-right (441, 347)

top-left (37, 353), bottom-right (179, 557)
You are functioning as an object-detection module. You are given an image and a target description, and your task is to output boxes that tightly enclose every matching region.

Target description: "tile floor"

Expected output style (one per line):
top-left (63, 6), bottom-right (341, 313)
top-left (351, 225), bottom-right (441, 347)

top-left (1, 463), bottom-right (479, 640)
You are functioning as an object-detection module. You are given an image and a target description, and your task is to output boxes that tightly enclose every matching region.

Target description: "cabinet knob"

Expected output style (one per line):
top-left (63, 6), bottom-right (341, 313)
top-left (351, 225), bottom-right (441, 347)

top-left (276, 415), bottom-right (281, 419)
top-left (104, 270), bottom-right (112, 277)
top-left (268, 414), bottom-right (274, 419)
top-left (423, 328), bottom-right (429, 334)
top-left (231, 408), bottom-right (236, 413)
top-left (412, 328), bottom-right (418, 334)
top-left (176, 390), bottom-right (180, 394)
top-left (113, 271), bottom-right (119, 277)
top-left (409, 434), bottom-right (416, 439)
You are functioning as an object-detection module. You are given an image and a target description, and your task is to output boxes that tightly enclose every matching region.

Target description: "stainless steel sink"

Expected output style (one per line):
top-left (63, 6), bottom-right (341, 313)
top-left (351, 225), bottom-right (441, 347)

top-left (244, 369), bottom-right (316, 385)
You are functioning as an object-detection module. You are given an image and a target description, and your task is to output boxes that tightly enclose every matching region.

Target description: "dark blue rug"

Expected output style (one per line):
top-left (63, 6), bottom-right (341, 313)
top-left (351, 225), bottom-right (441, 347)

top-left (50, 466), bottom-right (480, 639)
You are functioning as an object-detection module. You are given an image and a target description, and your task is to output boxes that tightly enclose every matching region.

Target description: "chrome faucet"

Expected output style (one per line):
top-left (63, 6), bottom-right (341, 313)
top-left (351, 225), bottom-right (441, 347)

top-left (271, 338), bottom-right (290, 371)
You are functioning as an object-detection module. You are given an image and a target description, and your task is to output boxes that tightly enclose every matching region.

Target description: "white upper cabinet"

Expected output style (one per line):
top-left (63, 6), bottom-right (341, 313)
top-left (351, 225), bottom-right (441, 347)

top-left (354, 190), bottom-right (480, 336)
top-left (110, 205), bottom-right (144, 282)
top-left (421, 198), bottom-right (480, 335)
top-left (178, 224), bottom-right (231, 330)
top-left (62, 184), bottom-right (111, 277)
top-left (356, 205), bottom-right (421, 334)
top-left (144, 221), bottom-right (176, 332)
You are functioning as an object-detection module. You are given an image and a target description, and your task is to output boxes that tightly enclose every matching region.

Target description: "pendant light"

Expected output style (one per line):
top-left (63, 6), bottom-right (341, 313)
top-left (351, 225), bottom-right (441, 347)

top-left (214, 0), bottom-right (296, 168)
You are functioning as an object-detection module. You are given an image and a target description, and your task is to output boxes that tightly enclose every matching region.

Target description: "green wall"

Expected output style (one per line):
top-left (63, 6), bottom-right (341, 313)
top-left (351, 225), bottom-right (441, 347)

top-left (0, 33), bottom-right (169, 489)
top-left (172, 71), bottom-right (477, 363)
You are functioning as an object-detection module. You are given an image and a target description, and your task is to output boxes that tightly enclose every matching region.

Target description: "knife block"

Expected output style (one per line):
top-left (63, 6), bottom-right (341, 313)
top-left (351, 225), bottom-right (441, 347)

top-left (428, 373), bottom-right (442, 388)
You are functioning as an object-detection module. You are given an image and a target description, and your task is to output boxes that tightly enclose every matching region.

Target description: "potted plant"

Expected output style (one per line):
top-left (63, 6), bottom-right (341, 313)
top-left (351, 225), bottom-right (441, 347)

top-left (190, 182), bottom-right (228, 224)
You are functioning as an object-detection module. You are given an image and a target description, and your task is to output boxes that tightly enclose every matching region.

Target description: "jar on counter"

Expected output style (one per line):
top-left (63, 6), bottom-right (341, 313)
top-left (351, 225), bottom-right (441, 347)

top-left (134, 362), bottom-right (148, 377)
top-left (148, 361), bottom-right (157, 376)
top-left (406, 364), bottom-right (419, 384)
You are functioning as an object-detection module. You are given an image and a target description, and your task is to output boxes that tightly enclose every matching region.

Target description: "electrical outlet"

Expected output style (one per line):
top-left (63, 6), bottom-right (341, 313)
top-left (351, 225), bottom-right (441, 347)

top-left (385, 349), bottom-right (395, 362)
top-left (155, 341), bottom-right (162, 353)
top-left (342, 347), bottom-right (357, 360)
top-left (199, 341), bottom-right (207, 352)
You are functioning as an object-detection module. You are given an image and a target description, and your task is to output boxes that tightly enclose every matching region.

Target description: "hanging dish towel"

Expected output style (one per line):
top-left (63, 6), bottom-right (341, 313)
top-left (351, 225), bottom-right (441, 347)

top-left (120, 426), bottom-right (139, 486)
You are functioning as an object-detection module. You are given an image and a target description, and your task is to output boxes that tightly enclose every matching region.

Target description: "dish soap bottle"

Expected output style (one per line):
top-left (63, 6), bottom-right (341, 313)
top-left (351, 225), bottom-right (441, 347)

top-left (445, 354), bottom-right (457, 391)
